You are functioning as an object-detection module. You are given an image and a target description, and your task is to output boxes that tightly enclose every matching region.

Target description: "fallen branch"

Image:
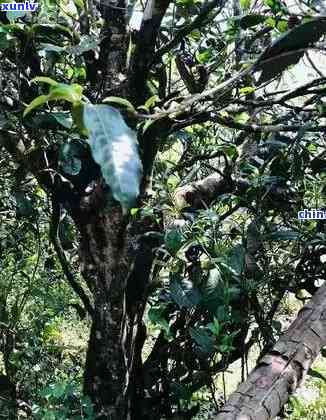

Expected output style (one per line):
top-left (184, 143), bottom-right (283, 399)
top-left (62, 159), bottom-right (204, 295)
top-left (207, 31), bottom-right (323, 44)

top-left (215, 281), bottom-right (326, 420)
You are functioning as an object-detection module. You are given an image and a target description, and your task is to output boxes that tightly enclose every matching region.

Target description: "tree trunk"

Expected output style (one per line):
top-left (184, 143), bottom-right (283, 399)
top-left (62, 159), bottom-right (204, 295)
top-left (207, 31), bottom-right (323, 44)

top-left (215, 281), bottom-right (326, 420)
top-left (76, 207), bottom-right (134, 419)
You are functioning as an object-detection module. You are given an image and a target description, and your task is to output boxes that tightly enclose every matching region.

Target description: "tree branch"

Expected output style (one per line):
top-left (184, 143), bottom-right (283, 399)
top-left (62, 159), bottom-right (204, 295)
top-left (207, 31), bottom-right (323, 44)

top-left (50, 198), bottom-right (94, 317)
top-left (171, 111), bottom-right (326, 133)
top-left (127, 0), bottom-right (171, 104)
top-left (215, 280), bottom-right (326, 419)
top-left (154, 0), bottom-right (225, 60)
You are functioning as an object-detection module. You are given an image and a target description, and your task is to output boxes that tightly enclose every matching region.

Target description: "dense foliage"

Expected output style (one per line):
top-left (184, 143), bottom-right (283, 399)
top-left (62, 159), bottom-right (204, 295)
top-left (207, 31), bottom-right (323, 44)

top-left (0, 0), bottom-right (325, 418)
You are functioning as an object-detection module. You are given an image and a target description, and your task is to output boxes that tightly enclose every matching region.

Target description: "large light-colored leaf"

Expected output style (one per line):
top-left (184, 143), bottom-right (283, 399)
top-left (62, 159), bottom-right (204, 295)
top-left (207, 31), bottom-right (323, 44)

top-left (83, 104), bottom-right (143, 212)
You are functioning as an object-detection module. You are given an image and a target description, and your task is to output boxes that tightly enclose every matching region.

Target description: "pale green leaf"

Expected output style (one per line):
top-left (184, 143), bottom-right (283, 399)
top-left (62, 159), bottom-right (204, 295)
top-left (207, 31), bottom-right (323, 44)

top-left (240, 0), bottom-right (251, 10)
top-left (24, 83), bottom-right (83, 116)
top-left (32, 76), bottom-right (59, 86)
top-left (235, 112), bottom-right (250, 124)
top-left (102, 96), bottom-right (136, 112)
top-left (144, 95), bottom-right (160, 110)
top-left (73, 0), bottom-right (84, 8)
top-left (23, 95), bottom-right (49, 117)
top-left (239, 86), bottom-right (255, 95)
top-left (48, 83), bottom-right (83, 104)
top-left (83, 104), bottom-right (143, 212)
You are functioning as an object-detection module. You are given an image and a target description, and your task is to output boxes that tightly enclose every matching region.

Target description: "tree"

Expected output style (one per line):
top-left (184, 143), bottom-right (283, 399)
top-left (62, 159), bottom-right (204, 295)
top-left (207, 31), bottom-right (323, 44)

top-left (0, 0), bottom-right (325, 418)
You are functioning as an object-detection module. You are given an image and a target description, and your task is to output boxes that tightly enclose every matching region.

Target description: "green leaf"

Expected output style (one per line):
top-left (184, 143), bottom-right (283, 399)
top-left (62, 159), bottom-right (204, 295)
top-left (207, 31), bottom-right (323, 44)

top-left (234, 112), bottom-right (250, 124)
top-left (141, 119), bottom-right (156, 135)
top-left (189, 327), bottom-right (215, 354)
top-left (24, 83), bottom-right (83, 116)
top-left (73, 0), bottom-right (84, 9)
top-left (51, 383), bottom-right (66, 399)
top-left (277, 20), bottom-right (288, 33)
top-left (170, 280), bottom-right (201, 309)
top-left (170, 383), bottom-right (192, 401)
top-left (264, 0), bottom-right (286, 14)
top-left (165, 228), bottom-right (183, 255)
top-left (0, 32), bottom-right (12, 50)
top-left (239, 86), bottom-right (255, 95)
top-left (72, 103), bottom-right (87, 135)
top-left (31, 24), bottom-right (74, 41)
top-left (176, 0), bottom-right (195, 6)
top-left (148, 306), bottom-right (171, 338)
top-left (201, 268), bottom-right (224, 313)
top-left (144, 95), bottom-right (160, 110)
top-left (196, 49), bottom-right (213, 64)
top-left (307, 369), bottom-right (326, 382)
top-left (23, 95), bottom-right (50, 117)
top-left (83, 104), bottom-right (143, 212)
top-left (207, 318), bottom-right (221, 336)
top-left (68, 35), bottom-right (99, 56)
top-left (102, 96), bottom-right (136, 113)
top-left (14, 191), bottom-right (34, 218)
top-left (240, 0), bottom-right (251, 10)
top-left (25, 112), bottom-right (72, 130)
top-left (38, 43), bottom-right (65, 54)
top-left (58, 141), bottom-right (83, 176)
top-left (239, 14), bottom-right (265, 29)
top-left (265, 17), bottom-right (276, 28)
top-left (48, 83), bottom-right (83, 104)
top-left (225, 245), bottom-right (246, 276)
top-left (32, 76), bottom-right (59, 87)
top-left (51, 112), bottom-right (73, 129)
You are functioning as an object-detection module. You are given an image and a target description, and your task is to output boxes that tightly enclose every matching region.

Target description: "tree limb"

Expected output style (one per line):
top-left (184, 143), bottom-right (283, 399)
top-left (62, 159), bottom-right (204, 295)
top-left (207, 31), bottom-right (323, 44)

top-left (50, 198), bottom-right (94, 317)
top-left (172, 111), bottom-right (326, 133)
top-left (127, 0), bottom-right (171, 104)
top-left (215, 280), bottom-right (326, 419)
top-left (154, 0), bottom-right (225, 60)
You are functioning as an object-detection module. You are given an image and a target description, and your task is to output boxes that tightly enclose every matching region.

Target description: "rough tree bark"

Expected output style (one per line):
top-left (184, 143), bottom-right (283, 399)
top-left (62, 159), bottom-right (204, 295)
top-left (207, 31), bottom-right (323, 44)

top-left (215, 281), bottom-right (326, 420)
top-left (69, 1), bottom-right (172, 418)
